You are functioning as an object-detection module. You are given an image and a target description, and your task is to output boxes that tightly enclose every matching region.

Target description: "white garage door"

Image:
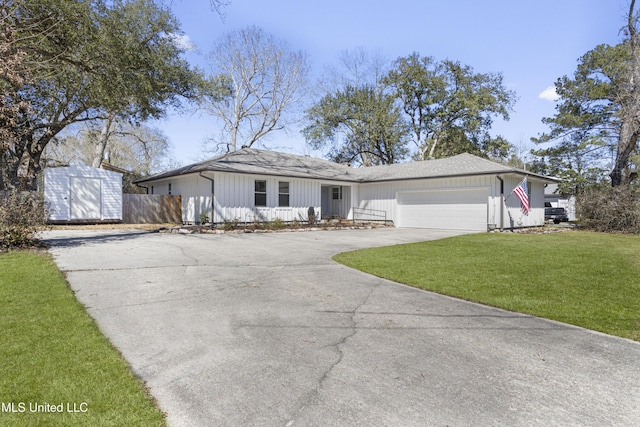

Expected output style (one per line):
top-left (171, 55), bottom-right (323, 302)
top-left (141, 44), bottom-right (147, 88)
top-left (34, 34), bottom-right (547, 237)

top-left (397, 188), bottom-right (489, 231)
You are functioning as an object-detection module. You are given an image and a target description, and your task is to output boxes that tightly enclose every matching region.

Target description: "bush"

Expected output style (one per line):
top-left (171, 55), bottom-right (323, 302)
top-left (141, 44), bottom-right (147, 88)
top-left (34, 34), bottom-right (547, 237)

top-left (198, 212), bottom-right (210, 225)
top-left (222, 218), bottom-right (240, 231)
top-left (267, 217), bottom-right (285, 230)
top-left (0, 190), bottom-right (49, 248)
top-left (577, 185), bottom-right (640, 233)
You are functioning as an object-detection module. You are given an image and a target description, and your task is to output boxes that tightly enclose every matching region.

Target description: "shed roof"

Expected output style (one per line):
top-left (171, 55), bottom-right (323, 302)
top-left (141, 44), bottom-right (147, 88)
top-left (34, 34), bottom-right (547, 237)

top-left (136, 148), bottom-right (558, 184)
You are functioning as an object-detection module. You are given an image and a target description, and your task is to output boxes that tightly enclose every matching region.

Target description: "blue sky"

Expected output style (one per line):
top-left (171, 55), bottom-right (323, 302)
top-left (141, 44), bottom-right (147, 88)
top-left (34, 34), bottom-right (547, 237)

top-left (157, 0), bottom-right (630, 166)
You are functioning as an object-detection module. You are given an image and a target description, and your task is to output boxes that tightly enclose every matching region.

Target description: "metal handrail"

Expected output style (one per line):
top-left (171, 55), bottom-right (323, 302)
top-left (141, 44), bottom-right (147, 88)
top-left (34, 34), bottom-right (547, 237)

top-left (353, 207), bottom-right (387, 223)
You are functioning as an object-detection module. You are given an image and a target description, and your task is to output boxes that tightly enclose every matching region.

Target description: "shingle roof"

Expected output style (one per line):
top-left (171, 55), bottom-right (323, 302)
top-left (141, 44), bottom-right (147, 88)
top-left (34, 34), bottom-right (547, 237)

top-left (136, 148), bottom-right (558, 184)
top-left (137, 148), bottom-right (358, 183)
top-left (356, 153), bottom-right (554, 182)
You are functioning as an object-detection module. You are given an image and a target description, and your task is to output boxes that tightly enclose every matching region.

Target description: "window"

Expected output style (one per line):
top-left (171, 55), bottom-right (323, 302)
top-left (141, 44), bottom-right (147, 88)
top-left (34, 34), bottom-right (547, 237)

top-left (255, 180), bottom-right (267, 206)
top-left (332, 186), bottom-right (342, 200)
top-left (278, 181), bottom-right (290, 207)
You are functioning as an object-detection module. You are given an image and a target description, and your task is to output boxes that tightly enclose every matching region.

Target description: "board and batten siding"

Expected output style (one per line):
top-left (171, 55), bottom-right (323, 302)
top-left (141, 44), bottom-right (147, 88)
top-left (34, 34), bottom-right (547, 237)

top-left (42, 166), bottom-right (122, 222)
top-left (501, 175), bottom-right (545, 229)
top-left (143, 173), bottom-right (212, 224)
top-left (214, 172), bottom-right (324, 223)
top-left (140, 169), bottom-right (547, 228)
top-left (356, 174), bottom-right (545, 230)
top-left (357, 175), bottom-right (499, 228)
top-left (147, 172), bottom-right (327, 223)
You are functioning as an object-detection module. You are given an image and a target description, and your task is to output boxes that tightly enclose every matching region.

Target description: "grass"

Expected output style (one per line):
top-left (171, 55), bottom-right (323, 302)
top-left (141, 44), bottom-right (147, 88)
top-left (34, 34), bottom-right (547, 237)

top-left (0, 251), bottom-right (166, 427)
top-left (333, 231), bottom-right (640, 341)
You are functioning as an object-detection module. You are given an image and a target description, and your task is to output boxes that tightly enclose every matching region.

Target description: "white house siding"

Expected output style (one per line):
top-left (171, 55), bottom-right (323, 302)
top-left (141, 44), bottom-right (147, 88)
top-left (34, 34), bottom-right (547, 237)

top-left (145, 174), bottom-right (212, 224)
top-left (140, 169), bottom-right (547, 229)
top-left (43, 166), bottom-right (122, 222)
top-left (152, 172), bottom-right (332, 224)
top-left (357, 175), bottom-right (498, 230)
top-left (501, 176), bottom-right (545, 229)
top-left (180, 174), bottom-right (213, 224)
top-left (213, 172), bottom-right (329, 223)
top-left (357, 175), bottom-right (546, 230)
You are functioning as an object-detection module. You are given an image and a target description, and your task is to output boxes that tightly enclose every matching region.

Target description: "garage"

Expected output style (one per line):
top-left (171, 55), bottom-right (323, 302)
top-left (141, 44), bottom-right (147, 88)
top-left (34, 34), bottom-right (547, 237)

top-left (396, 188), bottom-right (489, 231)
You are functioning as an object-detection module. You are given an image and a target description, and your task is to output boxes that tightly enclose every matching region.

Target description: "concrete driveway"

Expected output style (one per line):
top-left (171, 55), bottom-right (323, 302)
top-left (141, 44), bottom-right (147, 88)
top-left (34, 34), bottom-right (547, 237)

top-left (43, 228), bottom-right (640, 427)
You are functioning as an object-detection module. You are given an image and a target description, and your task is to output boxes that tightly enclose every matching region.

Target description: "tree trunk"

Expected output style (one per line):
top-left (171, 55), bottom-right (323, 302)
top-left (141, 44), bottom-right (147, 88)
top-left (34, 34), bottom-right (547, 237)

top-left (24, 147), bottom-right (43, 190)
top-left (427, 135), bottom-right (440, 159)
top-left (610, 126), bottom-right (638, 186)
top-left (611, 0), bottom-right (640, 187)
top-left (229, 123), bottom-right (238, 151)
top-left (92, 113), bottom-right (116, 168)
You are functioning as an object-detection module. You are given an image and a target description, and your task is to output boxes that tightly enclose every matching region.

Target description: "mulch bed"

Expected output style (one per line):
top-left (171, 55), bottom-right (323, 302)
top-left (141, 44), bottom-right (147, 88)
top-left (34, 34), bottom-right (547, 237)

top-left (160, 221), bottom-right (393, 234)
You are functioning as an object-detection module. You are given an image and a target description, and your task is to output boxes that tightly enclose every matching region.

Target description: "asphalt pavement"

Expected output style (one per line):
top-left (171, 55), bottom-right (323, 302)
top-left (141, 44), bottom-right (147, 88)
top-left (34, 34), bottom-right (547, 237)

top-left (42, 228), bottom-right (640, 427)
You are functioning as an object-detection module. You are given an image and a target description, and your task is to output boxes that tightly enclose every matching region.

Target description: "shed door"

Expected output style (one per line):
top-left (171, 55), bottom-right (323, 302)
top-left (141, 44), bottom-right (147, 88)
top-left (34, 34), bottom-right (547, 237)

top-left (397, 188), bottom-right (488, 231)
top-left (70, 177), bottom-right (102, 220)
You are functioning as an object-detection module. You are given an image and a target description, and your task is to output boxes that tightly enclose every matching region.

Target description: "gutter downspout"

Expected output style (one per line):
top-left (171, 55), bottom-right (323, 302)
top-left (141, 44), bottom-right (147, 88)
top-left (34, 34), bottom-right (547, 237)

top-left (135, 183), bottom-right (149, 193)
top-left (496, 175), bottom-right (504, 231)
top-left (199, 173), bottom-right (215, 227)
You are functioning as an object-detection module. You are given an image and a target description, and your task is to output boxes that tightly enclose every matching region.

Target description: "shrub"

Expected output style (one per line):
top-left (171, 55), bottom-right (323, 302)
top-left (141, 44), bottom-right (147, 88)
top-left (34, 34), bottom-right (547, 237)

top-left (198, 212), bottom-right (209, 225)
top-left (577, 185), bottom-right (640, 233)
top-left (222, 218), bottom-right (240, 231)
top-left (0, 190), bottom-right (49, 248)
top-left (266, 217), bottom-right (285, 230)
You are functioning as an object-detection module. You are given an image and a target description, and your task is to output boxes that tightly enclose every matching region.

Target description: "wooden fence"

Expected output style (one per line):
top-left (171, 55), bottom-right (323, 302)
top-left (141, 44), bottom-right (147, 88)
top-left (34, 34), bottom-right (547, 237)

top-left (122, 194), bottom-right (182, 224)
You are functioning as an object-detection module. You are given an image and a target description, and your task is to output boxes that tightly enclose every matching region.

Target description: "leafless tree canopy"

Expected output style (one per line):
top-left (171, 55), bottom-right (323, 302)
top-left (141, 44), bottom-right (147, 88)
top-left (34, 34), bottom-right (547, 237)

top-left (201, 26), bottom-right (309, 152)
top-left (209, 0), bottom-right (230, 18)
top-left (45, 121), bottom-right (174, 176)
top-left (318, 47), bottom-right (390, 94)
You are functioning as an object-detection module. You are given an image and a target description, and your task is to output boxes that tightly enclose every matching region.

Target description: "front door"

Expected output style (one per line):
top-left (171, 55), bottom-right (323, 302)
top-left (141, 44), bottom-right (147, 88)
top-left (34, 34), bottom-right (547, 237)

top-left (330, 186), bottom-right (343, 218)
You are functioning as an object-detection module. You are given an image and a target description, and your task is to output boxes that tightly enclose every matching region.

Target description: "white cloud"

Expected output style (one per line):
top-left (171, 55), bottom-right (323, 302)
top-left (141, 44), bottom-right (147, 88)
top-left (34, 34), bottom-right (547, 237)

top-left (539, 86), bottom-right (560, 102)
top-left (167, 33), bottom-right (196, 51)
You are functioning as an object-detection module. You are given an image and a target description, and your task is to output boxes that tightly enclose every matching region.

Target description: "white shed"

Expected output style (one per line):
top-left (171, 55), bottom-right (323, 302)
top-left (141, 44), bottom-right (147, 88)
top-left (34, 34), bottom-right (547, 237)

top-left (41, 166), bottom-right (123, 223)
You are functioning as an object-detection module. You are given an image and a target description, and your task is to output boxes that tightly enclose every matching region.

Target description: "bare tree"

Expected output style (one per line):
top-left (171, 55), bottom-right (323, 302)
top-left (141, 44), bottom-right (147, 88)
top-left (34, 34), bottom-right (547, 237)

top-left (208, 0), bottom-right (230, 17)
top-left (318, 46), bottom-right (389, 93)
top-left (200, 26), bottom-right (309, 152)
top-left (45, 121), bottom-right (174, 176)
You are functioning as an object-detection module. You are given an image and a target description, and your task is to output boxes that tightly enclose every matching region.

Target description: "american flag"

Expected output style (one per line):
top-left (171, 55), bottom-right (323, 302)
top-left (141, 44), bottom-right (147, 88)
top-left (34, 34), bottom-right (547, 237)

top-left (513, 178), bottom-right (530, 214)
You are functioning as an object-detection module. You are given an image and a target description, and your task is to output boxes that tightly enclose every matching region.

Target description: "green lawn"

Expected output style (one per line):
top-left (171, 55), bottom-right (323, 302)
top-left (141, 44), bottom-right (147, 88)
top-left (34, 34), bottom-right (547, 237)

top-left (0, 251), bottom-right (166, 427)
top-left (334, 231), bottom-right (640, 341)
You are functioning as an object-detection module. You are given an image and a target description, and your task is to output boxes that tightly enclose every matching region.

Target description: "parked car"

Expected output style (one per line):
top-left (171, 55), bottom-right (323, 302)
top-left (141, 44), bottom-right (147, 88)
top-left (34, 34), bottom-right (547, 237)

top-left (545, 202), bottom-right (569, 224)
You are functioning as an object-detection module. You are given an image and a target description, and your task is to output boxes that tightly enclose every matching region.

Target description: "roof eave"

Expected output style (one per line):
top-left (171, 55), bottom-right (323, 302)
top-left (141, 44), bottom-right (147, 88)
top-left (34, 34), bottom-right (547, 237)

top-left (137, 168), bottom-right (560, 185)
top-left (135, 167), bottom-right (360, 184)
top-left (359, 169), bottom-right (560, 183)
